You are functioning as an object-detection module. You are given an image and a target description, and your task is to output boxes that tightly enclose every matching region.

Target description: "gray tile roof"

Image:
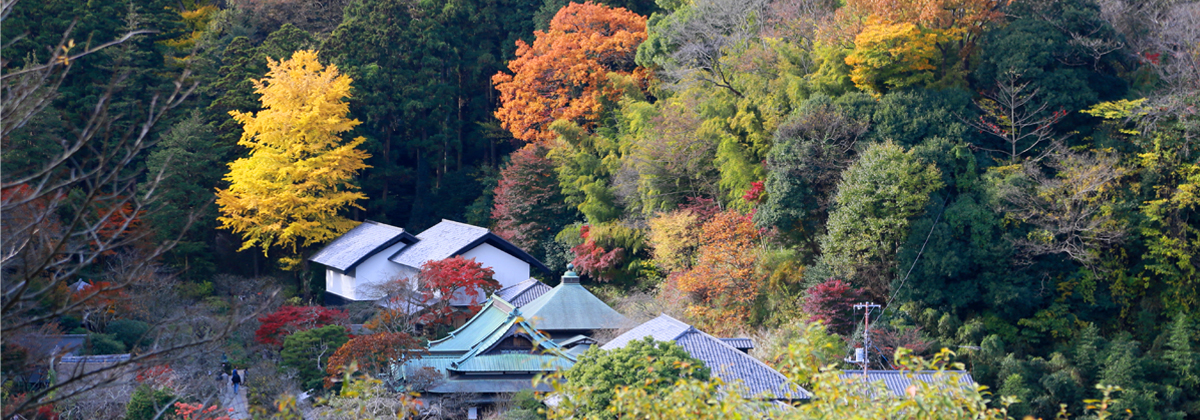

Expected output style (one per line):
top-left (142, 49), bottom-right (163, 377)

top-left (309, 221), bottom-right (413, 271)
top-left (390, 220), bottom-right (490, 268)
top-left (838, 370), bottom-right (977, 398)
top-left (602, 314), bottom-right (810, 400)
top-left (389, 220), bottom-right (553, 275)
top-left (494, 278), bottom-right (552, 307)
top-left (719, 338), bottom-right (754, 351)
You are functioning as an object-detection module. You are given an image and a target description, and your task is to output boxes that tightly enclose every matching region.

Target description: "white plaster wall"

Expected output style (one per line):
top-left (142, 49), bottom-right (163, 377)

top-left (461, 242), bottom-right (530, 289)
top-left (325, 269), bottom-right (343, 297)
top-left (325, 269), bottom-right (359, 300)
top-left (351, 242), bottom-right (416, 300)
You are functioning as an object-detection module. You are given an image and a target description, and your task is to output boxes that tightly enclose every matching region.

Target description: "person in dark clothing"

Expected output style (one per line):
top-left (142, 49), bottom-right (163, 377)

top-left (231, 369), bottom-right (241, 393)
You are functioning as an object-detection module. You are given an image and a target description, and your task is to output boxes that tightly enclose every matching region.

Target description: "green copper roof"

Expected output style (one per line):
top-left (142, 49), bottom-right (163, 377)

top-left (450, 353), bottom-right (573, 373)
top-left (408, 295), bottom-right (577, 381)
top-left (427, 378), bottom-right (556, 394)
top-left (520, 282), bottom-right (628, 331)
top-left (426, 298), bottom-right (517, 354)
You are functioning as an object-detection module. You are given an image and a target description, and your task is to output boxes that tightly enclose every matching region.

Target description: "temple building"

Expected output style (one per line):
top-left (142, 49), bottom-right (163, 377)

top-left (399, 266), bottom-right (626, 399)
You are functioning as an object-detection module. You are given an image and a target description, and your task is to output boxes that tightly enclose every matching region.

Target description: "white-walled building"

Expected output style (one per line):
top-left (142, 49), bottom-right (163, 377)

top-left (309, 219), bottom-right (551, 305)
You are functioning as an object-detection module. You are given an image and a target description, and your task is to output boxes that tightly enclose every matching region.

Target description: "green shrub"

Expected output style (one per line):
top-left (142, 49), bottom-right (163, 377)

top-left (86, 333), bottom-right (126, 355)
top-left (59, 315), bottom-right (81, 331)
top-left (178, 281), bottom-right (215, 299)
top-left (203, 296), bottom-right (230, 314)
top-left (107, 319), bottom-right (151, 350)
top-left (561, 338), bottom-right (708, 420)
top-left (280, 324), bottom-right (349, 390)
top-left (125, 384), bottom-right (179, 420)
top-left (511, 389), bottom-right (542, 411)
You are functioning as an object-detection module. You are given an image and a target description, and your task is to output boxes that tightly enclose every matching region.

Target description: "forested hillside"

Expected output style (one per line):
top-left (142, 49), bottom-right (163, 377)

top-left (3, 0), bottom-right (1198, 417)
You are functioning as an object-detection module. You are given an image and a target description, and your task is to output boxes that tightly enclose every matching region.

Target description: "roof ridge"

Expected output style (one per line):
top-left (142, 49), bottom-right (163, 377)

top-left (362, 219), bottom-right (404, 230)
top-left (437, 219), bottom-right (489, 231)
top-left (684, 324), bottom-right (798, 388)
top-left (428, 297), bottom-right (513, 346)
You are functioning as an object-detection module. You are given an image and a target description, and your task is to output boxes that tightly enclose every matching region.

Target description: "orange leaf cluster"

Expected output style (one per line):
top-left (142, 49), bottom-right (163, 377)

top-left (671, 210), bottom-right (763, 334)
top-left (326, 332), bottom-right (423, 378)
top-left (173, 402), bottom-right (234, 420)
top-left (492, 2), bottom-right (648, 144)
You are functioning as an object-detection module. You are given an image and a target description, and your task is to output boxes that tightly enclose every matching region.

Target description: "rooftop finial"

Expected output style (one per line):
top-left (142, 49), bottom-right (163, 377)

top-left (563, 264), bottom-right (580, 283)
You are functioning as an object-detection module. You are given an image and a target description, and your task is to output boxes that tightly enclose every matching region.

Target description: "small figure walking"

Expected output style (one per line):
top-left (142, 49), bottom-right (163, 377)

top-left (231, 369), bottom-right (242, 394)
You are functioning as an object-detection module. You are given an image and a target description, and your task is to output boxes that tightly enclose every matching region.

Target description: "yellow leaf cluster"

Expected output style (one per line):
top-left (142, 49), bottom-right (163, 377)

top-left (216, 50), bottom-right (371, 263)
top-left (844, 19), bottom-right (956, 96)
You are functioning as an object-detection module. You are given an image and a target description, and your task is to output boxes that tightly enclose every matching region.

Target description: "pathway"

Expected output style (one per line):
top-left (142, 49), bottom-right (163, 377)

top-left (218, 370), bottom-right (251, 420)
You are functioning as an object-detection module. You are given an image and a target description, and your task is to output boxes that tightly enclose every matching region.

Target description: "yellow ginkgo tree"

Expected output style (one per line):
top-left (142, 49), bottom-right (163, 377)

top-left (216, 50), bottom-right (370, 271)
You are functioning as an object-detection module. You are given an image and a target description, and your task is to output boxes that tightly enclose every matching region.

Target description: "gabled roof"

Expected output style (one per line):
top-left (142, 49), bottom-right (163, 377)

top-left (421, 296), bottom-right (576, 369)
top-left (309, 220), bottom-right (417, 271)
top-left (602, 314), bottom-right (810, 400)
top-left (388, 220), bottom-right (552, 275)
top-left (720, 338), bottom-right (754, 352)
top-left (838, 370), bottom-right (976, 398)
top-left (495, 278), bottom-right (552, 307)
top-left (426, 298), bottom-right (519, 354)
top-left (519, 279), bottom-right (627, 332)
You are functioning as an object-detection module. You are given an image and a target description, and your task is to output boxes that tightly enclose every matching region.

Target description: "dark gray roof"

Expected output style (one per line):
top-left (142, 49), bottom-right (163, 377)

top-left (602, 314), bottom-right (810, 400)
top-left (495, 278), bottom-right (552, 307)
top-left (309, 221), bottom-right (415, 271)
top-left (720, 338), bottom-right (754, 351)
top-left (389, 220), bottom-right (553, 275)
top-left (838, 370), bottom-right (977, 398)
top-left (59, 354), bottom-right (132, 364)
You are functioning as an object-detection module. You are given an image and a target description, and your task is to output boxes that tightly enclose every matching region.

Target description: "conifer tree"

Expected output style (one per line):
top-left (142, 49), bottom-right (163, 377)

top-left (216, 50), bottom-right (370, 270)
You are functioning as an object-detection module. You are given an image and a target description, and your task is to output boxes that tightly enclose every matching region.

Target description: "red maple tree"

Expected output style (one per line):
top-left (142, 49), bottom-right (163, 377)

top-left (254, 305), bottom-right (349, 346)
top-left (326, 332), bottom-right (424, 380)
top-left (491, 144), bottom-right (572, 252)
top-left (414, 256), bottom-right (499, 329)
top-left (570, 225), bottom-right (625, 282)
top-left (801, 279), bottom-right (867, 336)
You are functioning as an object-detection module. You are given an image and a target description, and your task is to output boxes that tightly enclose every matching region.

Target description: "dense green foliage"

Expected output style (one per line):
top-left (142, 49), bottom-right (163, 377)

top-left (560, 338), bottom-right (709, 420)
top-left (281, 324), bottom-right (350, 390)
top-left (124, 385), bottom-right (179, 420)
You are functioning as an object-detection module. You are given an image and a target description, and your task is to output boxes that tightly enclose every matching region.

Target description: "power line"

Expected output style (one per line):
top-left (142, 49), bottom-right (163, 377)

top-left (872, 198), bottom-right (948, 329)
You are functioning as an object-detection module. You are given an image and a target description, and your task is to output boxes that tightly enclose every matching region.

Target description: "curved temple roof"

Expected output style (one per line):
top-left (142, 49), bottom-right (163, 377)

top-left (519, 272), bottom-right (627, 332)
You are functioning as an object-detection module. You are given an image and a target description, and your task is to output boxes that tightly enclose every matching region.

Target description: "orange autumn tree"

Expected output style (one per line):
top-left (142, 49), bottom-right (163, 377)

top-left (492, 2), bottom-right (648, 144)
top-left (671, 210), bottom-right (763, 335)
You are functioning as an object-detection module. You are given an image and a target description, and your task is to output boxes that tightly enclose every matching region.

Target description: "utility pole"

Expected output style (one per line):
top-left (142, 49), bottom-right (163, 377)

top-left (853, 302), bottom-right (881, 377)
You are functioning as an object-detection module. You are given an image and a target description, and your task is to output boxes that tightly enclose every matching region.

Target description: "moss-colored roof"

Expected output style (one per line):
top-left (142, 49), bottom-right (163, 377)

top-left (520, 281), bottom-right (627, 331)
top-left (407, 295), bottom-right (576, 383)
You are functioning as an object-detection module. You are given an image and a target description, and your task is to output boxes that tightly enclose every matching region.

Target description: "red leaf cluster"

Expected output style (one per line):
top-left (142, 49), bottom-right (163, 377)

top-left (174, 402), bottom-right (234, 420)
top-left (255, 305), bottom-right (349, 346)
top-left (414, 256), bottom-right (499, 328)
top-left (742, 181), bottom-right (766, 204)
top-left (801, 279), bottom-right (867, 336)
top-left (570, 225), bottom-right (625, 282)
top-left (326, 331), bottom-right (424, 379)
top-left (491, 145), bottom-right (570, 252)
